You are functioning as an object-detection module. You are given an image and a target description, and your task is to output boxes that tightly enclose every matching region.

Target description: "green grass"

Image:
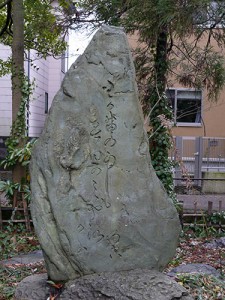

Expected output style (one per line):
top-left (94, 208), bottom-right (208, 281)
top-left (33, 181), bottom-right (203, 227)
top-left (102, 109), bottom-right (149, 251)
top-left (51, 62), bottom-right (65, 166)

top-left (0, 263), bottom-right (45, 300)
top-left (0, 223), bottom-right (40, 261)
top-left (176, 273), bottom-right (225, 299)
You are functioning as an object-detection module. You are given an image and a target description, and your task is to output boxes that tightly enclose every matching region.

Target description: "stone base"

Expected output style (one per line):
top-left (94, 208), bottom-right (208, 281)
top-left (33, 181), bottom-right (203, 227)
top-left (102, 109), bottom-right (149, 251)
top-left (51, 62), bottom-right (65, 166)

top-left (15, 269), bottom-right (193, 300)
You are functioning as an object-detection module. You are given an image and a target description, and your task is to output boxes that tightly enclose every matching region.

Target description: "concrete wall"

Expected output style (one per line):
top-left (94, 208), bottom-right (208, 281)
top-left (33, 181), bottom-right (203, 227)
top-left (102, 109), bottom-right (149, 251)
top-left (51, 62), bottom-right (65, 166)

top-left (202, 172), bottom-right (225, 194)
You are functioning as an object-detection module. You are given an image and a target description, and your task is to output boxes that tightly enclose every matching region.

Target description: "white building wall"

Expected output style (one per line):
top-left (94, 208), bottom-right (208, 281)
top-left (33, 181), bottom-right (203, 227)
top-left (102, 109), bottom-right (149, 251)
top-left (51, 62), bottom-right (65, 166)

top-left (0, 45), bottom-right (12, 136)
top-left (47, 56), bottom-right (64, 109)
top-left (0, 46), bottom-right (67, 137)
top-left (28, 50), bottom-right (50, 137)
top-left (0, 73), bottom-right (12, 136)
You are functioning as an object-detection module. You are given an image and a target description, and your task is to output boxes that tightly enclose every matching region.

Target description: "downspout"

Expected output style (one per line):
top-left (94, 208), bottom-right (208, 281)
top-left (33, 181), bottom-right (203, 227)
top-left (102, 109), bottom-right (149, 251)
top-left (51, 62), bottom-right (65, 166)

top-left (26, 49), bottom-right (30, 137)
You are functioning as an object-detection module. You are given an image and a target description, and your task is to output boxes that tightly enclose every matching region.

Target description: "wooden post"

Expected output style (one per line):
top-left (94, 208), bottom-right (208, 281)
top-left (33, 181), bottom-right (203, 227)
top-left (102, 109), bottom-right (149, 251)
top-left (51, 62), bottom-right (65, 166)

top-left (219, 200), bottom-right (222, 234)
top-left (194, 137), bottom-right (203, 187)
top-left (0, 197), bottom-right (2, 230)
top-left (174, 136), bottom-right (183, 186)
top-left (194, 201), bottom-right (197, 226)
top-left (208, 201), bottom-right (213, 215)
top-left (219, 200), bottom-right (222, 213)
top-left (22, 192), bottom-right (31, 231)
top-left (13, 190), bottom-right (18, 208)
top-left (208, 201), bottom-right (213, 227)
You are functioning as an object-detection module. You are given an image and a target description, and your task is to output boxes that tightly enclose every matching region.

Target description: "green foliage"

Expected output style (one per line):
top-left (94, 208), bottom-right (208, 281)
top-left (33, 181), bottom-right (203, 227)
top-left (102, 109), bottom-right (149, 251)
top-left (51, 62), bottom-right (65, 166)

top-left (0, 57), bottom-right (11, 77)
top-left (148, 93), bottom-right (178, 205)
top-left (0, 223), bottom-right (40, 260)
top-left (182, 210), bottom-right (225, 238)
top-left (1, 139), bottom-right (36, 170)
top-left (0, 223), bottom-right (41, 299)
top-left (0, 180), bottom-right (19, 200)
top-left (1, 74), bottom-right (35, 167)
top-left (81, 0), bottom-right (225, 205)
top-left (176, 273), bottom-right (225, 299)
top-left (0, 76), bottom-right (35, 203)
top-left (186, 224), bottom-right (218, 238)
top-left (81, 0), bottom-right (125, 26)
top-left (6, 74), bottom-right (33, 145)
top-left (0, 179), bottom-right (31, 204)
top-left (23, 0), bottom-right (67, 58)
top-left (0, 0), bottom-right (68, 74)
top-left (0, 1), bottom-right (68, 209)
top-left (208, 211), bottom-right (225, 225)
top-left (176, 46), bottom-right (225, 102)
top-left (0, 263), bottom-right (44, 299)
top-left (0, 136), bottom-right (35, 202)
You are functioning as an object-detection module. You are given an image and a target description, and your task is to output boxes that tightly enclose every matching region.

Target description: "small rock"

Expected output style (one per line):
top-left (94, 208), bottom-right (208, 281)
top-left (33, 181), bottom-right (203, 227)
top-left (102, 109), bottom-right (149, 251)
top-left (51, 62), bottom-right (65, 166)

top-left (15, 269), bottom-right (193, 300)
top-left (0, 250), bottom-right (43, 266)
top-left (15, 274), bottom-right (48, 300)
top-left (167, 263), bottom-right (221, 278)
top-left (204, 237), bottom-right (225, 249)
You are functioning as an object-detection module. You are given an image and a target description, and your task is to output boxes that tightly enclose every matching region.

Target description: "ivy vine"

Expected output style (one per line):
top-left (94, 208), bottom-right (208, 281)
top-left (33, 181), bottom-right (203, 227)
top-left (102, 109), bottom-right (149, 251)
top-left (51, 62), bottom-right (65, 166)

top-left (148, 92), bottom-right (179, 208)
top-left (0, 75), bottom-right (35, 203)
top-left (6, 73), bottom-right (33, 146)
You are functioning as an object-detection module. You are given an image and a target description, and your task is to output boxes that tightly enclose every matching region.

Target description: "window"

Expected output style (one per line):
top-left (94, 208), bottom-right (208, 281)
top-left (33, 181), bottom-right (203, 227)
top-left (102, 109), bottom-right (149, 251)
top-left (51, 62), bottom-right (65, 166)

top-left (45, 92), bottom-right (48, 114)
top-left (166, 88), bottom-right (202, 126)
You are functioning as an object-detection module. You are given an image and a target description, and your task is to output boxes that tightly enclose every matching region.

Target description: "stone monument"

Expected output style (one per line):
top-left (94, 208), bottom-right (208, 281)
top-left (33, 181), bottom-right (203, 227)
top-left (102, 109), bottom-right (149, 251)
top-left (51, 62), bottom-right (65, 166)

top-left (29, 25), bottom-right (180, 283)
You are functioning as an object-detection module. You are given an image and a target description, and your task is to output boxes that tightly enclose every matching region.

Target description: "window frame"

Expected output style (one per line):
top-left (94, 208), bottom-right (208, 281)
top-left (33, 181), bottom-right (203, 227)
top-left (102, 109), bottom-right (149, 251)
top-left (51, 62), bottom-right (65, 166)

top-left (166, 88), bottom-right (203, 127)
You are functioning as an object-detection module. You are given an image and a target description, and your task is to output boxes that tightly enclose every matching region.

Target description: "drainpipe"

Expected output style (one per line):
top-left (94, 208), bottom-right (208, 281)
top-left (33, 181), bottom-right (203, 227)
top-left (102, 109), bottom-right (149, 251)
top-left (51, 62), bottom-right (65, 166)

top-left (26, 49), bottom-right (30, 137)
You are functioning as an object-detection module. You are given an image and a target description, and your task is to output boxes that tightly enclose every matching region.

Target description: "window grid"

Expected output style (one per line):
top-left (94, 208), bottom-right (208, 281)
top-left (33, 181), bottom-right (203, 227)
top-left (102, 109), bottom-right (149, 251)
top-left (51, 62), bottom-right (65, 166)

top-left (166, 88), bottom-right (202, 127)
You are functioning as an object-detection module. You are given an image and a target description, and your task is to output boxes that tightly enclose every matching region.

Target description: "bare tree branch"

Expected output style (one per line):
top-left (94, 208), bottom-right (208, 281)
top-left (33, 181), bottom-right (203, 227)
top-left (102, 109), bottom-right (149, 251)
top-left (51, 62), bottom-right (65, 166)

top-left (0, 0), bottom-right (11, 10)
top-left (0, 0), bottom-right (12, 37)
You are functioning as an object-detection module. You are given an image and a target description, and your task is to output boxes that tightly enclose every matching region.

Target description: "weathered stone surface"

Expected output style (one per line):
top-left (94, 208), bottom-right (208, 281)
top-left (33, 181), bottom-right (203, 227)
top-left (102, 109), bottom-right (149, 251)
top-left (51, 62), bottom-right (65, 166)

top-left (15, 274), bottom-right (48, 300)
top-left (30, 25), bottom-right (180, 282)
top-left (15, 270), bottom-right (193, 300)
top-left (167, 263), bottom-right (221, 279)
top-left (0, 250), bottom-right (43, 266)
top-left (204, 237), bottom-right (225, 249)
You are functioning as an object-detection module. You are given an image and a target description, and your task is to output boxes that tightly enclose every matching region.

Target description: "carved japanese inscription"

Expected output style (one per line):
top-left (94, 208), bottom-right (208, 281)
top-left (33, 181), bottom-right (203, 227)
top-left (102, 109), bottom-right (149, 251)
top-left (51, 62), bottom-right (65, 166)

top-left (30, 25), bottom-right (180, 282)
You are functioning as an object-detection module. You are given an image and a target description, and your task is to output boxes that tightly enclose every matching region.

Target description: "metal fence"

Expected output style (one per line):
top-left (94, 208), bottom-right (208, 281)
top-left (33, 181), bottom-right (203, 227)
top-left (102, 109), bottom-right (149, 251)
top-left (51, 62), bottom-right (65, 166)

top-left (1, 136), bottom-right (225, 189)
top-left (170, 136), bottom-right (225, 187)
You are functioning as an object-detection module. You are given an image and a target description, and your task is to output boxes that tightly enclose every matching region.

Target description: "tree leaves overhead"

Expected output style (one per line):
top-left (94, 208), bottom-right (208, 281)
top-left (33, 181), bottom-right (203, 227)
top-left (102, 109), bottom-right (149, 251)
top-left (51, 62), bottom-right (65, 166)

top-left (79, 0), bottom-right (225, 200)
top-left (82, 0), bottom-right (225, 101)
top-left (0, 0), bottom-right (68, 58)
top-left (23, 0), bottom-right (67, 58)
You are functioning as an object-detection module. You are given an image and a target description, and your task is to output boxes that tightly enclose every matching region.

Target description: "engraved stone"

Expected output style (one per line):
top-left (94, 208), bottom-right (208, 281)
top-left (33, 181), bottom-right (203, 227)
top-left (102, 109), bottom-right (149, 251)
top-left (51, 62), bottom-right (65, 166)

top-left (30, 25), bottom-right (180, 282)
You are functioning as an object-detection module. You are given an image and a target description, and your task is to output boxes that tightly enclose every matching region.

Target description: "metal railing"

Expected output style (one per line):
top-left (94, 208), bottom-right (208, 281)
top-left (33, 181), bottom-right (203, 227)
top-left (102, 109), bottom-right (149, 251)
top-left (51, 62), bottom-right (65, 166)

top-left (170, 136), bottom-right (225, 187)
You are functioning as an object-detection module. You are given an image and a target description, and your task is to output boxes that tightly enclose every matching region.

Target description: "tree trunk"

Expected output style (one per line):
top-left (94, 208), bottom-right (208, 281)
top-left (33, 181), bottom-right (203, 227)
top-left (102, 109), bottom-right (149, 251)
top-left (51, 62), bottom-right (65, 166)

top-left (11, 0), bottom-right (25, 184)
top-left (150, 28), bottom-right (169, 148)
top-left (155, 29), bottom-right (168, 92)
top-left (148, 28), bottom-right (175, 199)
